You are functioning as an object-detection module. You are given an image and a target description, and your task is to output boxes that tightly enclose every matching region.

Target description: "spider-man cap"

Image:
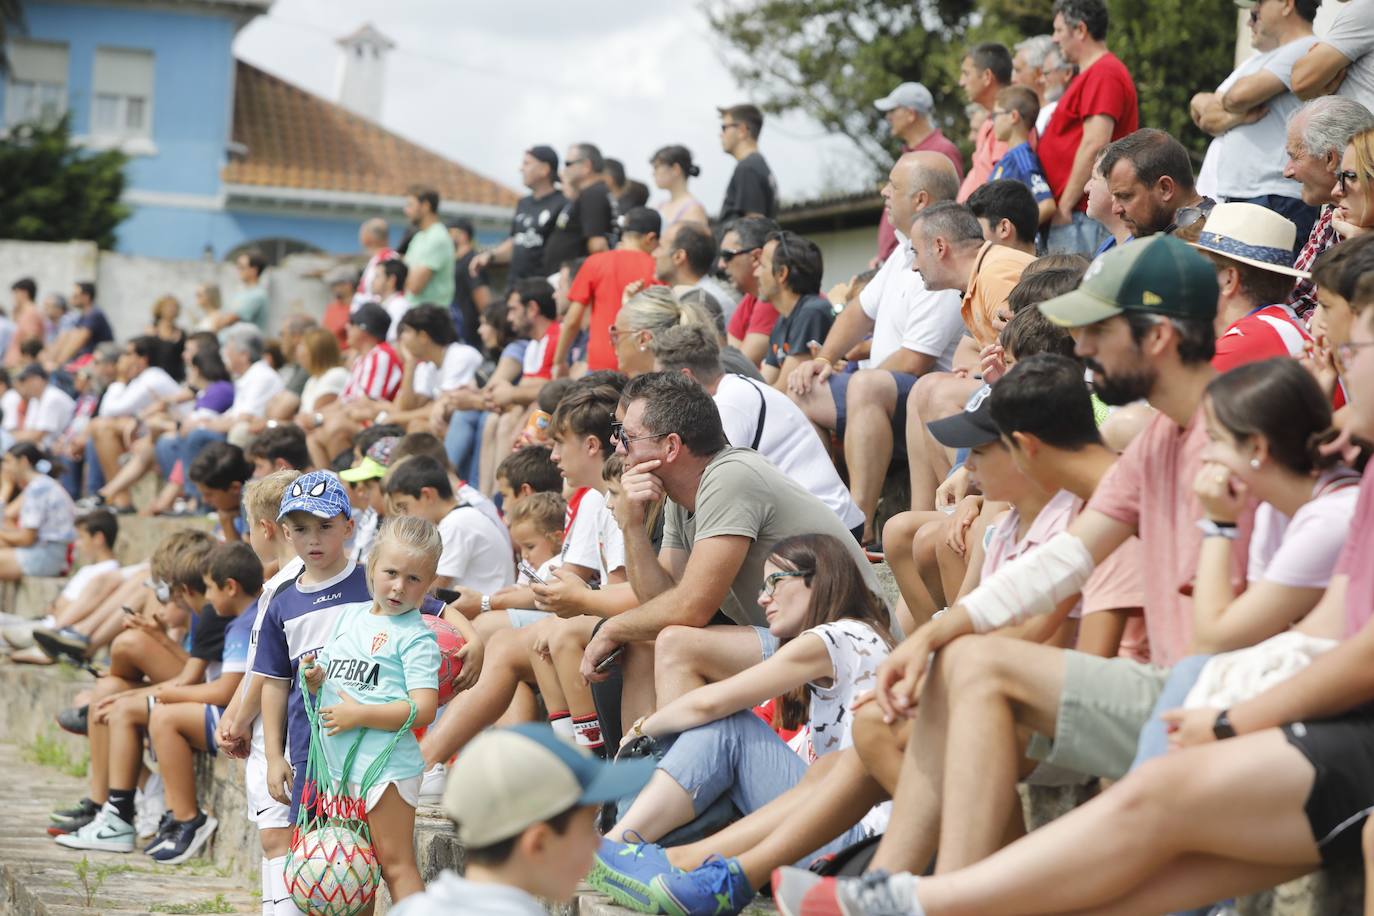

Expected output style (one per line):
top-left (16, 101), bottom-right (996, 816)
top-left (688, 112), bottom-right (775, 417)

top-left (277, 470), bottom-right (353, 522)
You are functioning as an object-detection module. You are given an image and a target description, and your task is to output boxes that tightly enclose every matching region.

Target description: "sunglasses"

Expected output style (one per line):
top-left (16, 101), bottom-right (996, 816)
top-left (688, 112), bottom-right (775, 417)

top-left (609, 420), bottom-right (670, 447)
top-left (719, 245), bottom-right (760, 261)
top-left (720, 122), bottom-right (741, 134)
top-left (759, 569), bottom-right (808, 597)
top-left (1337, 169), bottom-right (1363, 196)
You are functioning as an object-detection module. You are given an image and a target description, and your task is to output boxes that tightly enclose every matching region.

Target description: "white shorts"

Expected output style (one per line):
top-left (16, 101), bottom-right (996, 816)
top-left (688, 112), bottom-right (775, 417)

top-left (350, 776), bottom-right (422, 814)
top-left (245, 748), bottom-right (292, 829)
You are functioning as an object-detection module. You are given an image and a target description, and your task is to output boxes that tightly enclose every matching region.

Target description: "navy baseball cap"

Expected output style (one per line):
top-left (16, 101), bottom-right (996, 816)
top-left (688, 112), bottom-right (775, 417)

top-left (278, 470), bottom-right (353, 521)
top-left (927, 384), bottom-right (1000, 448)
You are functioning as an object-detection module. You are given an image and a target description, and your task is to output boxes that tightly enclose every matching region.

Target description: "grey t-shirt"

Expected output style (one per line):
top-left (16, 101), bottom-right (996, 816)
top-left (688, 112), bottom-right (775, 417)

top-left (662, 447), bottom-right (881, 627)
top-left (1326, 0), bottom-right (1374, 111)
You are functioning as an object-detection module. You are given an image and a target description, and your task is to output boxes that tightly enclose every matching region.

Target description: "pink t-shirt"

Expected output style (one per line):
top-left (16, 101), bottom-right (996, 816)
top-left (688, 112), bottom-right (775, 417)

top-left (1086, 407), bottom-right (1254, 667)
top-left (1335, 463), bottom-right (1374, 637)
top-left (1249, 470), bottom-right (1361, 590)
top-left (982, 489), bottom-right (1145, 627)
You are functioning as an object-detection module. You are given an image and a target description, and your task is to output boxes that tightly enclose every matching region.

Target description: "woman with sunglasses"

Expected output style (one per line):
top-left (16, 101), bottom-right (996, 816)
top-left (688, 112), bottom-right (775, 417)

top-left (610, 285), bottom-right (717, 377)
top-left (590, 533), bottom-right (895, 913)
top-left (1332, 126), bottom-right (1374, 240)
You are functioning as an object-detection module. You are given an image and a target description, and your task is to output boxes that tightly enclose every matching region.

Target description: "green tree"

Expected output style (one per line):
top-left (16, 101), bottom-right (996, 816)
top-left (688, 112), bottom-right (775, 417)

top-left (708, 0), bottom-right (1237, 189)
top-left (0, 115), bottom-right (130, 249)
top-left (0, 0), bottom-right (25, 73)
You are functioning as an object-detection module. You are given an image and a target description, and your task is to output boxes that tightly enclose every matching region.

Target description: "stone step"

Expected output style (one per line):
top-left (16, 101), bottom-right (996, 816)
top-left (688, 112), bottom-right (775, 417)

top-left (0, 740), bottom-right (259, 915)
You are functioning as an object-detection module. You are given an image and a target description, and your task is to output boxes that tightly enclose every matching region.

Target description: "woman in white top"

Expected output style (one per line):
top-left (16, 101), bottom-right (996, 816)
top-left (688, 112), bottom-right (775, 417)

top-left (651, 146), bottom-right (708, 231)
top-left (293, 327), bottom-right (350, 418)
top-left (591, 534), bottom-right (894, 911)
top-left (192, 283), bottom-right (222, 333)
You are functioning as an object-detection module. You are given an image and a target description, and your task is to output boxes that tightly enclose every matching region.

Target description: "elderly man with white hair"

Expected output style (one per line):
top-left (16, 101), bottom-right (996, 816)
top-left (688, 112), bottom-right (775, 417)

top-left (354, 217), bottom-right (396, 311)
top-left (153, 326), bottom-right (283, 503)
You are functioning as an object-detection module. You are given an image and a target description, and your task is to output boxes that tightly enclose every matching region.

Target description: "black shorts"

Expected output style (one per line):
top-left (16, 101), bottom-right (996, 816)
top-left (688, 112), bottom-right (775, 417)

top-left (1282, 710), bottom-right (1374, 867)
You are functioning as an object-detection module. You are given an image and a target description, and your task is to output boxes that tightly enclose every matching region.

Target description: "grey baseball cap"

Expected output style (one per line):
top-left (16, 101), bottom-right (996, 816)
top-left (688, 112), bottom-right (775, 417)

top-left (875, 82), bottom-right (934, 115)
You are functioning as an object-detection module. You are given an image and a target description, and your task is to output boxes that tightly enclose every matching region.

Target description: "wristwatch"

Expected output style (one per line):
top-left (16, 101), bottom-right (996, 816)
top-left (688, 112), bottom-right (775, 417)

top-left (480, 594), bottom-right (492, 614)
top-left (1196, 519), bottom-right (1239, 540)
top-left (313, 411), bottom-right (325, 429)
top-left (1212, 709), bottom-right (1237, 740)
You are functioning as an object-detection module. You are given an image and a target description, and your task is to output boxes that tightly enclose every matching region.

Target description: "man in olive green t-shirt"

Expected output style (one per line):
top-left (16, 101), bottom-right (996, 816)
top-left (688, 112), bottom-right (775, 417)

top-left (579, 371), bottom-right (885, 724)
top-left (403, 185), bottom-right (456, 308)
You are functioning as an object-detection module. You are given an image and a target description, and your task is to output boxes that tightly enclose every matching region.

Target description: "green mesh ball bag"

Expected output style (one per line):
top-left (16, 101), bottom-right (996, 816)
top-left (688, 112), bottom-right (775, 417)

top-left (285, 667), bottom-right (417, 916)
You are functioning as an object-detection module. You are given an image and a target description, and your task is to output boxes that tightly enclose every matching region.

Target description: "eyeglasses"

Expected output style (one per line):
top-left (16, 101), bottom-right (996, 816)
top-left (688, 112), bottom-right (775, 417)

top-left (608, 324), bottom-right (635, 346)
top-left (990, 108), bottom-right (1011, 118)
top-left (610, 420), bottom-right (670, 447)
top-left (718, 245), bottom-right (760, 261)
top-left (1337, 340), bottom-right (1374, 364)
top-left (565, 157), bottom-right (586, 167)
top-left (1337, 169), bottom-right (1363, 195)
top-left (720, 122), bottom-right (740, 134)
top-left (759, 569), bottom-right (808, 597)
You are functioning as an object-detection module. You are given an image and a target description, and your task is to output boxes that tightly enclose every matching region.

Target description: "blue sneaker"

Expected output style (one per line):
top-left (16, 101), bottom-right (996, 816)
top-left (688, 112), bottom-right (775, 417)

top-left (587, 832), bottom-right (679, 912)
top-left (650, 855), bottom-right (754, 916)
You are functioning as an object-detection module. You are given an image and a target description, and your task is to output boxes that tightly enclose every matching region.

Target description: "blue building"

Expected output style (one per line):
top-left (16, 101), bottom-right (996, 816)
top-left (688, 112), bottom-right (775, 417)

top-left (1, 2), bottom-right (516, 261)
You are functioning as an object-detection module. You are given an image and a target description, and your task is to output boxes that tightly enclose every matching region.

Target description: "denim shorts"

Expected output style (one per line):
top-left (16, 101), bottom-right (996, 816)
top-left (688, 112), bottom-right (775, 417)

top-left (507, 608), bottom-right (553, 629)
top-left (17, 540), bottom-right (68, 577)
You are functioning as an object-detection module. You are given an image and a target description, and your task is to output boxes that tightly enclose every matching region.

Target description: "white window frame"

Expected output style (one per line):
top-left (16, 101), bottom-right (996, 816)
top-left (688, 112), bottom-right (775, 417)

top-left (90, 46), bottom-right (154, 141)
top-left (4, 40), bottom-right (69, 128)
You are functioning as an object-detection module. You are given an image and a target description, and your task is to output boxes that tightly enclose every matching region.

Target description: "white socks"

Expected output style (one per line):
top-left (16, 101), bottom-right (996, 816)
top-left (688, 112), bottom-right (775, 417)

top-left (260, 857), bottom-right (270, 916)
top-left (268, 855), bottom-right (301, 916)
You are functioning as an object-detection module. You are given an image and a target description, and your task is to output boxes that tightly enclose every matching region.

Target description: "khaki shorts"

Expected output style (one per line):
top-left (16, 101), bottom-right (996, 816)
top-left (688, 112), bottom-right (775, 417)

top-left (1027, 652), bottom-right (1170, 781)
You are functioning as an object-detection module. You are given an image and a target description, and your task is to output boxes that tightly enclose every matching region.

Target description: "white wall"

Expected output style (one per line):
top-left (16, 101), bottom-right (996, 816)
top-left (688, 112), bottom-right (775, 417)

top-left (0, 239), bottom-right (336, 343)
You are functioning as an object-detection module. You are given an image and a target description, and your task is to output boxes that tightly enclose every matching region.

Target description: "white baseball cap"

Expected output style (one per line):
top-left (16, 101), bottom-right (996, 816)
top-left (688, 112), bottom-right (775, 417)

top-left (875, 82), bottom-right (934, 115)
top-left (443, 724), bottom-right (655, 847)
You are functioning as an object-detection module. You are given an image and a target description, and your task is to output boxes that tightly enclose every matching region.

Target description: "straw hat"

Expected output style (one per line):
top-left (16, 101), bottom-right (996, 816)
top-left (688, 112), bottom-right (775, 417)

top-left (1187, 201), bottom-right (1310, 279)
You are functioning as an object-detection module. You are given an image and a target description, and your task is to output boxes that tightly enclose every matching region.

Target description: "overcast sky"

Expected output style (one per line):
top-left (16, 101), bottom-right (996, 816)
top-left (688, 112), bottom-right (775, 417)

top-left (234, 1), bottom-right (872, 211)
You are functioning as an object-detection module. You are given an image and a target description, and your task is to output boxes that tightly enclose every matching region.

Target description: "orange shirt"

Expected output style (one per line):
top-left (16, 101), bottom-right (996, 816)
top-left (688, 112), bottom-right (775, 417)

top-left (569, 249), bottom-right (659, 371)
top-left (961, 242), bottom-right (1036, 348)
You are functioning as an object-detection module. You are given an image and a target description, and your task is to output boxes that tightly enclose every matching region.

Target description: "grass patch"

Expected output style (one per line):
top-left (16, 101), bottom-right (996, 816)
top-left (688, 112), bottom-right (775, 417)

top-left (62, 856), bottom-right (132, 908)
top-left (176, 857), bottom-right (232, 878)
top-left (24, 728), bottom-right (88, 778)
top-left (150, 894), bottom-right (235, 914)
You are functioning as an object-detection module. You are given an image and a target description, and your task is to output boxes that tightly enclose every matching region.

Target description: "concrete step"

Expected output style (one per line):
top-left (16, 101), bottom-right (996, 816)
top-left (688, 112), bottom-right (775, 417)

top-left (0, 741), bottom-right (259, 915)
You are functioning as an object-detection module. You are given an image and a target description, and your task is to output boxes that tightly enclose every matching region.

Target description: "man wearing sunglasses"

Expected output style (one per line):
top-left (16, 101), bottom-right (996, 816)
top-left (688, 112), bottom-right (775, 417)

top-left (718, 103), bottom-right (777, 223)
top-left (722, 216), bottom-right (782, 366)
top-left (1102, 129), bottom-right (1215, 240)
top-left (543, 143), bottom-right (617, 275)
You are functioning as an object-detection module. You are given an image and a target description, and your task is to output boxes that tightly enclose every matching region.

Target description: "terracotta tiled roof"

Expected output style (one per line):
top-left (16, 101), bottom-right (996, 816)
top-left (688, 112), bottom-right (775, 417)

top-left (224, 60), bottom-right (519, 208)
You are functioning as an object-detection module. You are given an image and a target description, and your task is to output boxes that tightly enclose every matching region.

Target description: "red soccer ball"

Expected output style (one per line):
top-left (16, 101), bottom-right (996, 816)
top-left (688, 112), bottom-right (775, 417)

top-left (423, 615), bottom-right (466, 706)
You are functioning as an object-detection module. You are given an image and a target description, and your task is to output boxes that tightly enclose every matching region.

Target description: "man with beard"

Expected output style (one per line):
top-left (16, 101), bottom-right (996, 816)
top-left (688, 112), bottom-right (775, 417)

top-left (1103, 129), bottom-right (1215, 240)
top-left (806, 236), bottom-right (1251, 895)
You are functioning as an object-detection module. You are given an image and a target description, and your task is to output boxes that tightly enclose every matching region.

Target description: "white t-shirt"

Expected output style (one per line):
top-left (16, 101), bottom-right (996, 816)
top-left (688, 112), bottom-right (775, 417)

top-left (1213, 38), bottom-right (1319, 200)
top-left (437, 504), bottom-right (516, 594)
top-left (23, 385), bottom-right (76, 445)
top-left (300, 366), bottom-right (350, 414)
top-left (714, 373), bottom-right (864, 531)
top-left (414, 343), bottom-right (483, 399)
top-left (97, 366), bottom-right (181, 417)
top-left (559, 488), bottom-right (625, 582)
top-left (1247, 470), bottom-right (1361, 589)
top-left (859, 233), bottom-right (965, 370)
top-left (247, 556), bottom-right (306, 755)
top-left (231, 360), bottom-right (285, 418)
top-left (0, 388), bottom-right (21, 432)
top-left (1324, 0), bottom-right (1374, 110)
top-left (390, 872), bottom-right (545, 916)
top-left (457, 482), bottom-right (513, 552)
top-left (384, 293), bottom-right (409, 343)
top-left (61, 558), bottom-right (120, 601)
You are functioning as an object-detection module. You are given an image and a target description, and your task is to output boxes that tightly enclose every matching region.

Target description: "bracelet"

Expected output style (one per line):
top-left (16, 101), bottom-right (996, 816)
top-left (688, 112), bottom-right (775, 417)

top-left (1196, 519), bottom-right (1239, 540)
top-left (480, 594), bottom-right (491, 614)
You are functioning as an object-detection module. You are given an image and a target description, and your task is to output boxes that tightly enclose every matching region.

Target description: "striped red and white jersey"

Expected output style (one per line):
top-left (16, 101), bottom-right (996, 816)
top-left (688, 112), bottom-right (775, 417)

top-left (342, 341), bottom-right (403, 403)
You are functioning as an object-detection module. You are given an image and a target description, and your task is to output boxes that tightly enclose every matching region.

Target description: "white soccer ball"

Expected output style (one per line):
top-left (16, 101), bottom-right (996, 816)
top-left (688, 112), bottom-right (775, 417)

top-left (286, 823), bottom-right (380, 916)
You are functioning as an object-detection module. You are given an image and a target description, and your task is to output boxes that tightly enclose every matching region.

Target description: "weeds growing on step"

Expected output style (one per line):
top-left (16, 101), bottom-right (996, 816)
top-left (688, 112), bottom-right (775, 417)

top-left (150, 894), bottom-right (235, 914)
top-left (62, 856), bottom-right (132, 908)
top-left (24, 728), bottom-right (88, 778)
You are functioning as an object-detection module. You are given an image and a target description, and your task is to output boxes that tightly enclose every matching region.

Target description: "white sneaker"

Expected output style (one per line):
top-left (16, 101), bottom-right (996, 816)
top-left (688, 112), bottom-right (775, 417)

top-left (418, 763), bottom-right (446, 808)
top-left (55, 803), bottom-right (136, 852)
top-left (1, 622), bottom-right (36, 649)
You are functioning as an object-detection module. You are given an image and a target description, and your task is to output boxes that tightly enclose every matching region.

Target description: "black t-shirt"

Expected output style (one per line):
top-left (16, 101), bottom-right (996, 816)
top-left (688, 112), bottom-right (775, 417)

top-left (765, 294), bottom-right (833, 368)
top-left (451, 250), bottom-right (489, 346)
top-left (77, 308), bottom-right (115, 356)
top-left (189, 603), bottom-right (230, 663)
top-left (720, 152), bottom-right (778, 223)
top-left (543, 181), bottom-right (618, 274)
top-left (152, 330), bottom-right (186, 382)
top-left (509, 189), bottom-right (567, 284)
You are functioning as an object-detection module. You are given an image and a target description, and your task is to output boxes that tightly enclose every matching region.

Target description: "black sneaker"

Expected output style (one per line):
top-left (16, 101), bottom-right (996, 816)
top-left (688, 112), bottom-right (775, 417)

top-left (143, 810), bottom-right (177, 855)
top-left (149, 812), bottom-right (218, 864)
top-left (47, 808), bottom-right (98, 836)
top-left (33, 627), bottom-right (91, 664)
top-left (56, 705), bottom-right (89, 737)
top-left (50, 797), bottom-right (98, 824)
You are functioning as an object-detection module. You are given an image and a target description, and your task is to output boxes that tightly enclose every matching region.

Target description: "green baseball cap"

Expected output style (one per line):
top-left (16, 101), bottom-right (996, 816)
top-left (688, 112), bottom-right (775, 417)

top-left (1038, 235), bottom-right (1219, 329)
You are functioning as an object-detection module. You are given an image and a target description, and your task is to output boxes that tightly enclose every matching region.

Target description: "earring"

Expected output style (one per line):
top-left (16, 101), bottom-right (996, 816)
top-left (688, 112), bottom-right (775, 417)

top-left (1249, 458), bottom-right (1261, 470)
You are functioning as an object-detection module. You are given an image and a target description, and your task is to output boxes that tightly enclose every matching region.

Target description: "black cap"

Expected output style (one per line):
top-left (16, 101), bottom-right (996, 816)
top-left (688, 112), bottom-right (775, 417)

top-left (927, 385), bottom-right (1001, 449)
top-left (620, 207), bottom-right (662, 236)
top-left (527, 145), bottom-right (559, 172)
top-left (349, 301), bottom-right (393, 341)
